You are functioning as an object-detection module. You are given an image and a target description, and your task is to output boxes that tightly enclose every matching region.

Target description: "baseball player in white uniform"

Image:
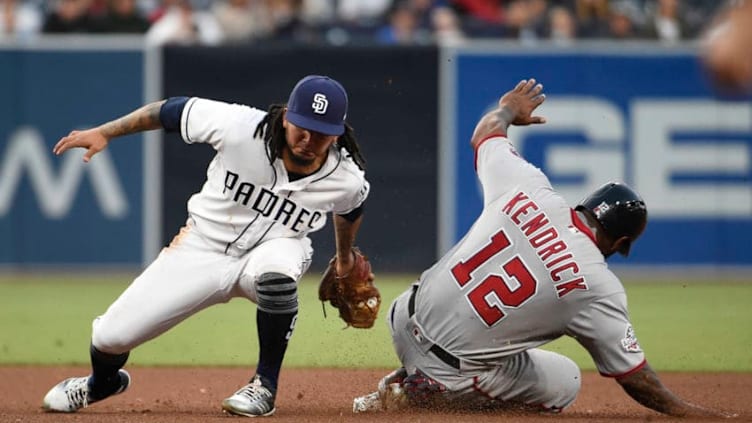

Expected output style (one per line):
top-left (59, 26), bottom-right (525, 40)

top-left (42, 75), bottom-right (370, 417)
top-left (357, 79), bottom-right (731, 418)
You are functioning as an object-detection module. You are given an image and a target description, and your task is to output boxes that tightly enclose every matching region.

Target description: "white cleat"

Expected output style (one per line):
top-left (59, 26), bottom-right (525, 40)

top-left (222, 375), bottom-right (276, 417)
top-left (42, 370), bottom-right (131, 413)
top-left (353, 367), bottom-right (409, 413)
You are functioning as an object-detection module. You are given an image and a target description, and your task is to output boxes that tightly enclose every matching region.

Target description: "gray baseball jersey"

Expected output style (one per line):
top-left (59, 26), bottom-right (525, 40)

top-left (409, 135), bottom-right (644, 377)
top-left (390, 136), bottom-right (645, 409)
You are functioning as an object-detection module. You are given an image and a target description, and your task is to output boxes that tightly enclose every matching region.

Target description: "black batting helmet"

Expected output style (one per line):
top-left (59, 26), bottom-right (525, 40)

top-left (575, 181), bottom-right (647, 257)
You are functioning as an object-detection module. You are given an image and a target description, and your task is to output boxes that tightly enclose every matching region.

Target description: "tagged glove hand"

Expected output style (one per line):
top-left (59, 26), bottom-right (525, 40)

top-left (318, 248), bottom-right (381, 328)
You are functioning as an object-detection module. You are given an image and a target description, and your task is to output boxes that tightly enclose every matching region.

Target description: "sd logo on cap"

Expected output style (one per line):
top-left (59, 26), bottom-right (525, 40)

top-left (286, 75), bottom-right (348, 136)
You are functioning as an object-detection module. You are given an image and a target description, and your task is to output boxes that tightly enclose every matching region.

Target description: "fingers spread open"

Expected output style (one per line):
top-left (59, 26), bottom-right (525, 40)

top-left (523, 78), bottom-right (537, 93)
top-left (531, 116), bottom-right (546, 124)
top-left (531, 83), bottom-right (544, 97)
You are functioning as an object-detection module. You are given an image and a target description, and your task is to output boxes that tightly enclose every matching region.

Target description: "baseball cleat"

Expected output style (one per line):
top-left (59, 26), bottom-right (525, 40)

top-left (42, 369), bottom-right (131, 412)
top-left (353, 391), bottom-right (382, 413)
top-left (222, 375), bottom-right (276, 417)
top-left (353, 367), bottom-right (409, 413)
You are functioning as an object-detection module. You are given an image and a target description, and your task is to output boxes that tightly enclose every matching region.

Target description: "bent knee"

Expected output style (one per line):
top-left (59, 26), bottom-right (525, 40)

top-left (255, 272), bottom-right (298, 314)
top-left (91, 319), bottom-right (136, 354)
top-left (549, 356), bottom-right (581, 410)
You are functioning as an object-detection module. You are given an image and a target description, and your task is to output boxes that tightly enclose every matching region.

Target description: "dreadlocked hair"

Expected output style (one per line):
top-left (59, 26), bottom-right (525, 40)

top-left (254, 104), bottom-right (287, 165)
top-left (337, 122), bottom-right (367, 171)
top-left (254, 103), bottom-right (367, 171)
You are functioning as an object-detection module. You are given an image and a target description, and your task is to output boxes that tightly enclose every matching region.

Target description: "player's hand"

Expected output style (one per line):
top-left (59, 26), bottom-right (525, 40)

top-left (498, 78), bottom-right (547, 126)
top-left (53, 128), bottom-right (109, 163)
top-left (701, 23), bottom-right (752, 93)
top-left (700, 3), bottom-right (752, 94)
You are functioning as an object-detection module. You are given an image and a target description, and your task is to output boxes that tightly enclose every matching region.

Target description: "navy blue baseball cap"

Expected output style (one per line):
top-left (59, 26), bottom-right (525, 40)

top-left (286, 75), bottom-right (348, 136)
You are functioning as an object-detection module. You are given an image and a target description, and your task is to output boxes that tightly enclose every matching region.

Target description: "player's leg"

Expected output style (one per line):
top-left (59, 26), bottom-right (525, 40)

top-left (473, 348), bottom-right (581, 412)
top-left (43, 225), bottom-right (245, 412)
top-left (222, 236), bottom-right (312, 417)
top-left (353, 288), bottom-right (415, 413)
top-left (384, 287), bottom-right (581, 413)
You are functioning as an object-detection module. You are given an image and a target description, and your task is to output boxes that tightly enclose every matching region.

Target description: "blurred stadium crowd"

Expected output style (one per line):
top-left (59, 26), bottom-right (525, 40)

top-left (0, 0), bottom-right (728, 46)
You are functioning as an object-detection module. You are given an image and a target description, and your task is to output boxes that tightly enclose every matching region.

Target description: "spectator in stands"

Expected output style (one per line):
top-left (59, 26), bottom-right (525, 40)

top-left (43, 0), bottom-right (97, 33)
top-left (266, 0), bottom-right (308, 42)
top-left (211, 0), bottom-right (272, 43)
top-left (452, 0), bottom-right (504, 24)
top-left (299, 0), bottom-right (333, 27)
top-left (95, 0), bottom-right (150, 33)
top-left (338, 0), bottom-right (393, 28)
top-left (503, 0), bottom-right (549, 42)
top-left (451, 0), bottom-right (505, 37)
top-left (376, 2), bottom-right (431, 44)
top-left (430, 5), bottom-right (464, 44)
top-left (0, 0), bottom-right (42, 40)
top-left (643, 0), bottom-right (694, 43)
top-left (146, 0), bottom-right (179, 23)
top-left (547, 4), bottom-right (577, 44)
top-left (145, 0), bottom-right (223, 45)
top-left (606, 0), bottom-right (646, 39)
top-left (574, 0), bottom-right (609, 37)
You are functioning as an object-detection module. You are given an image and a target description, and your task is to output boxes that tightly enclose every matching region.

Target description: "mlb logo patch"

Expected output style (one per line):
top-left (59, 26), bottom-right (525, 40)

top-left (593, 201), bottom-right (611, 217)
top-left (620, 325), bottom-right (642, 353)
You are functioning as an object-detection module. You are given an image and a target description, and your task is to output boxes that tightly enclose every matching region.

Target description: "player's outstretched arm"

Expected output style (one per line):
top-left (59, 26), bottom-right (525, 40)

top-left (616, 363), bottom-right (735, 418)
top-left (470, 78), bottom-right (546, 149)
top-left (53, 100), bottom-right (167, 162)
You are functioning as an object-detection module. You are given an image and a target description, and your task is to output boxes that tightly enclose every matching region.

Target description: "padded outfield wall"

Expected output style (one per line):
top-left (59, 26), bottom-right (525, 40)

top-left (0, 39), bottom-right (749, 272)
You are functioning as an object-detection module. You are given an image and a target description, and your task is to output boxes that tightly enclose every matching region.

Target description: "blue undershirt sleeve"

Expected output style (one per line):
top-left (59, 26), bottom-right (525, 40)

top-left (338, 203), bottom-right (365, 222)
top-left (159, 96), bottom-right (190, 133)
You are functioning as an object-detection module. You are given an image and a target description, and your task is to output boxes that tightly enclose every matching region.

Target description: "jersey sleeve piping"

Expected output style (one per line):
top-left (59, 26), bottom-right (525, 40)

top-left (182, 97), bottom-right (198, 144)
top-left (310, 148), bottom-right (342, 183)
top-left (473, 132), bottom-right (507, 171)
top-left (601, 359), bottom-right (647, 379)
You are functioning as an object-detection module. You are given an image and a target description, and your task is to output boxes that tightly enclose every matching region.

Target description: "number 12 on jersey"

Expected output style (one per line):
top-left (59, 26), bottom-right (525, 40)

top-left (450, 229), bottom-right (538, 327)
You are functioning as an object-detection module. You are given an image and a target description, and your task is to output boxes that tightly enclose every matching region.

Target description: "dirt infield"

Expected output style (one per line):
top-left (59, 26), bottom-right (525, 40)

top-left (1, 367), bottom-right (749, 422)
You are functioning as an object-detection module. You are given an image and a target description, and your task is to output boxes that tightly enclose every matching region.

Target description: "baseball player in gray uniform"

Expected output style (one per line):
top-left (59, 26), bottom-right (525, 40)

top-left (358, 79), bottom-right (731, 418)
top-left (42, 75), bottom-right (370, 417)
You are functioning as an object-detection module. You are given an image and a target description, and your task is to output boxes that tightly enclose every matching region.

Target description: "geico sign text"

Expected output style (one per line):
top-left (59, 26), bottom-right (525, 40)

top-left (510, 98), bottom-right (751, 217)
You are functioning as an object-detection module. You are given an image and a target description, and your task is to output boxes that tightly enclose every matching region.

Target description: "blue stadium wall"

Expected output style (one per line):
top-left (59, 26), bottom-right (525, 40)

top-left (0, 41), bottom-right (749, 272)
top-left (438, 44), bottom-right (752, 270)
top-left (0, 43), bottom-right (147, 267)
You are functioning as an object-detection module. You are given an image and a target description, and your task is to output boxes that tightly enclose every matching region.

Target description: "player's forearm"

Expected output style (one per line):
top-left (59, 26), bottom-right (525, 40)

top-left (333, 214), bottom-right (363, 263)
top-left (617, 365), bottom-right (721, 417)
top-left (98, 100), bottom-right (166, 139)
top-left (470, 106), bottom-right (514, 148)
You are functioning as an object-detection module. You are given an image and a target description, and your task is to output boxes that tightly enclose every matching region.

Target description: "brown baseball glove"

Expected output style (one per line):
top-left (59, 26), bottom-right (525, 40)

top-left (318, 248), bottom-right (381, 329)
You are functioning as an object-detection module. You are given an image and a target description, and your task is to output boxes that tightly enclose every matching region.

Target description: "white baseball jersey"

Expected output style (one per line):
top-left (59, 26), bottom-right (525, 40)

top-left (90, 97), bottom-right (369, 355)
top-left (410, 135), bottom-right (644, 377)
top-left (179, 97), bottom-right (369, 255)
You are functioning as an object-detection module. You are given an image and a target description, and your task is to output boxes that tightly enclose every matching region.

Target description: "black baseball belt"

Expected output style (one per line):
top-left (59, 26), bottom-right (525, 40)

top-left (407, 285), bottom-right (461, 370)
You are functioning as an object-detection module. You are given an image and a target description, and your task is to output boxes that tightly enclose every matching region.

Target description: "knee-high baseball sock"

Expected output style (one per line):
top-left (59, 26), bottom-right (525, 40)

top-left (254, 273), bottom-right (299, 393)
top-left (255, 309), bottom-right (297, 392)
top-left (88, 343), bottom-right (129, 399)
